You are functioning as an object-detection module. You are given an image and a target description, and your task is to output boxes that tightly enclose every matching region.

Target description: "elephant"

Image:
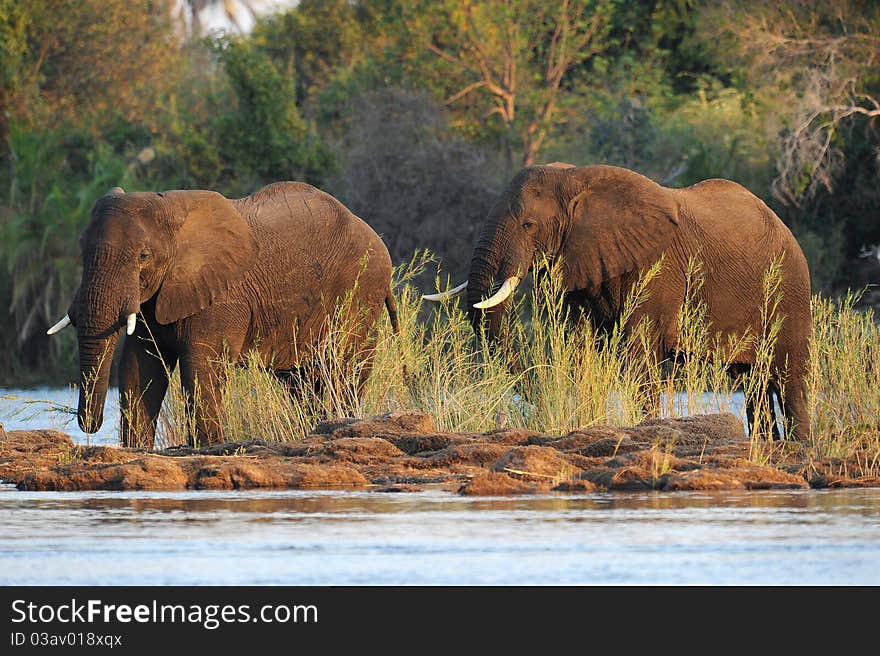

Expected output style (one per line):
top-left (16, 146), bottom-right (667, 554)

top-left (47, 181), bottom-right (398, 448)
top-left (424, 163), bottom-right (812, 440)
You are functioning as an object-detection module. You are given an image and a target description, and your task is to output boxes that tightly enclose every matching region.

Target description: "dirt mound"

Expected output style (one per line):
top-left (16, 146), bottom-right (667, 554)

top-left (2, 411), bottom-right (878, 495)
top-left (313, 409), bottom-right (436, 438)
top-left (20, 455), bottom-right (188, 491)
top-left (493, 445), bottom-right (582, 482)
top-left (459, 471), bottom-right (546, 495)
top-left (0, 426), bottom-right (74, 483)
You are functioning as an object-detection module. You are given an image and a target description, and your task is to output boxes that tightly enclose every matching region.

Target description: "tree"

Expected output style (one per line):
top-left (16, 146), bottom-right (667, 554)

top-left (696, 0), bottom-right (880, 291)
top-left (330, 87), bottom-right (499, 279)
top-left (698, 0), bottom-right (880, 206)
top-left (404, 0), bottom-right (614, 170)
top-left (4, 0), bottom-right (181, 135)
top-left (251, 0), bottom-right (380, 107)
top-left (212, 37), bottom-right (335, 189)
top-left (0, 0), bottom-right (29, 147)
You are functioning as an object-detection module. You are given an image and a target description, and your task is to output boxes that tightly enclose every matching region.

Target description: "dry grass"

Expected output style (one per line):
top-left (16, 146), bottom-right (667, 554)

top-left (806, 291), bottom-right (880, 470)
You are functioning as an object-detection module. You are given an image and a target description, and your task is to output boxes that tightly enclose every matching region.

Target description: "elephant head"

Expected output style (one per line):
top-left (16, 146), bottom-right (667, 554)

top-left (423, 163), bottom-right (680, 338)
top-left (47, 187), bottom-right (257, 433)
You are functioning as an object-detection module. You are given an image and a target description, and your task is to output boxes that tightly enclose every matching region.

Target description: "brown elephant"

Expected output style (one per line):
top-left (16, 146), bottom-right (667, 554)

top-left (424, 163), bottom-right (812, 440)
top-left (47, 182), bottom-right (398, 448)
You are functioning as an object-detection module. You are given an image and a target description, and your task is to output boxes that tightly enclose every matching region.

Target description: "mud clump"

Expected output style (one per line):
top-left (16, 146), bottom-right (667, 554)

top-left (2, 411), bottom-right (878, 495)
top-left (459, 471), bottom-right (547, 496)
top-left (313, 409), bottom-right (436, 439)
top-left (493, 446), bottom-right (582, 483)
top-left (0, 426), bottom-right (74, 483)
top-left (20, 455), bottom-right (189, 491)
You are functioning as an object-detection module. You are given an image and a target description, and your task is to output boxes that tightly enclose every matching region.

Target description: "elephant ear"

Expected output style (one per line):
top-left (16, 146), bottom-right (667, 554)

top-left (561, 169), bottom-right (680, 292)
top-left (155, 191), bottom-right (257, 324)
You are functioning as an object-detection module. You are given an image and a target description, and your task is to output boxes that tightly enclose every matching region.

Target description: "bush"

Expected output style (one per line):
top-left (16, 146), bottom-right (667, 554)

top-left (328, 88), bottom-right (502, 285)
top-left (212, 37), bottom-right (335, 193)
top-left (0, 124), bottom-right (136, 382)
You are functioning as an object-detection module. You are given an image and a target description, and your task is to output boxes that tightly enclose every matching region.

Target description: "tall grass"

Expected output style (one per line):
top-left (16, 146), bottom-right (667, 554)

top-left (806, 291), bottom-right (880, 469)
top-left (116, 252), bottom-right (877, 473)
top-left (511, 256), bottom-right (664, 431)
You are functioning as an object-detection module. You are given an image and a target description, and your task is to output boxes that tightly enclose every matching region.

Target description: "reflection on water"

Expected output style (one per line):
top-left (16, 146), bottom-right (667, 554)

top-left (1, 487), bottom-right (879, 585)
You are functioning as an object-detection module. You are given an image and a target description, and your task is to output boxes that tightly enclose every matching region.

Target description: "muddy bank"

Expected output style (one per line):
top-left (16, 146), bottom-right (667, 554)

top-left (1, 411), bottom-right (878, 494)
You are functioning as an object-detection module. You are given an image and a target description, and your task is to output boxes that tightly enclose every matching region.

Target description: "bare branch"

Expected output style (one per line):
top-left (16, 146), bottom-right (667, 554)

top-left (425, 41), bottom-right (466, 67)
top-left (462, 4), bottom-right (503, 88)
top-left (444, 81), bottom-right (487, 105)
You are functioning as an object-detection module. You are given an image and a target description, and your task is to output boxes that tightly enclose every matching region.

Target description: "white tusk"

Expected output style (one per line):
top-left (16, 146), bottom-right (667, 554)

top-left (126, 313), bottom-right (137, 335)
top-left (473, 276), bottom-right (520, 309)
top-left (422, 281), bottom-right (468, 302)
top-left (46, 315), bottom-right (71, 335)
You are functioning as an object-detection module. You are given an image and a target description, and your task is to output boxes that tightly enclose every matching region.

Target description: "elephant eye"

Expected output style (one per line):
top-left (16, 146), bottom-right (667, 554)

top-left (522, 220), bottom-right (536, 230)
top-left (139, 249), bottom-right (151, 263)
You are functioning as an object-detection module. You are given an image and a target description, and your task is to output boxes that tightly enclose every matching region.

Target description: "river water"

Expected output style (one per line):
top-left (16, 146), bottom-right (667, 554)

top-left (1, 488), bottom-right (879, 585)
top-left (1, 386), bottom-right (118, 445)
top-left (2, 388), bottom-right (879, 586)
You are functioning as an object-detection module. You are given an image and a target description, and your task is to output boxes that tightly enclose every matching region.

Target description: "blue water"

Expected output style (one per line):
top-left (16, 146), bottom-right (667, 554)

top-left (1, 386), bottom-right (118, 445)
top-left (1, 488), bottom-right (879, 585)
top-left (3, 387), bottom-right (875, 586)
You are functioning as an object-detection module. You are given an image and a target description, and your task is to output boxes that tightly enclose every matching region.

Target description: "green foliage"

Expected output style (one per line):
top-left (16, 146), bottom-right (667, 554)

top-left (0, 0), bottom-right (29, 102)
top-left (251, 0), bottom-right (381, 107)
top-left (394, 0), bottom-right (619, 168)
top-left (4, 0), bottom-right (182, 134)
top-left (0, 123), bottom-right (136, 382)
top-left (212, 37), bottom-right (335, 190)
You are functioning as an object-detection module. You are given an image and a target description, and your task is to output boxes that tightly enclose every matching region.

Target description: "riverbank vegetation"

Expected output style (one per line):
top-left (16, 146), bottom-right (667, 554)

top-left (1, 2), bottom-right (878, 468)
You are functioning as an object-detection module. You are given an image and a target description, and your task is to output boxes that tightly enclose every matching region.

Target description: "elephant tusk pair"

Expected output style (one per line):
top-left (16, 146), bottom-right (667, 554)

top-left (421, 276), bottom-right (520, 309)
top-left (46, 313), bottom-right (137, 336)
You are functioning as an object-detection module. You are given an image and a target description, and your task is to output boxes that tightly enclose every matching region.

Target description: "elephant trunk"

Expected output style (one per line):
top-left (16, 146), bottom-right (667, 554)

top-left (77, 332), bottom-right (119, 433)
top-left (73, 248), bottom-right (139, 434)
top-left (467, 219), bottom-right (521, 339)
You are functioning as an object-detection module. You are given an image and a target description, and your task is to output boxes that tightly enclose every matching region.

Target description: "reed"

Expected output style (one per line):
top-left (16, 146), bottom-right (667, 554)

top-left (806, 291), bottom-right (880, 471)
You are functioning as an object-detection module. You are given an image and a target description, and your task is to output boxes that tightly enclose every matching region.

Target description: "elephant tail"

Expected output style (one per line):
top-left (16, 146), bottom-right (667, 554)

top-left (384, 290), bottom-right (401, 334)
top-left (385, 289), bottom-right (412, 383)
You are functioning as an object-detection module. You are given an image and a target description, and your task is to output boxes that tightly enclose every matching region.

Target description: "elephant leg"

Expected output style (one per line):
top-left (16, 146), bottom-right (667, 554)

top-left (274, 369), bottom-right (299, 397)
top-left (119, 334), bottom-right (177, 449)
top-left (745, 395), bottom-right (755, 436)
top-left (768, 384), bottom-right (782, 441)
top-left (276, 367), bottom-right (320, 401)
top-left (780, 374), bottom-right (809, 441)
top-left (353, 333), bottom-right (379, 405)
top-left (744, 383), bottom-right (781, 440)
top-left (179, 350), bottom-right (231, 447)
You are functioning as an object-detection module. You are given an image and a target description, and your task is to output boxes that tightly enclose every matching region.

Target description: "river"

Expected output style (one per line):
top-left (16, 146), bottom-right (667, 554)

top-left (2, 387), bottom-right (878, 586)
top-left (1, 488), bottom-right (879, 585)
